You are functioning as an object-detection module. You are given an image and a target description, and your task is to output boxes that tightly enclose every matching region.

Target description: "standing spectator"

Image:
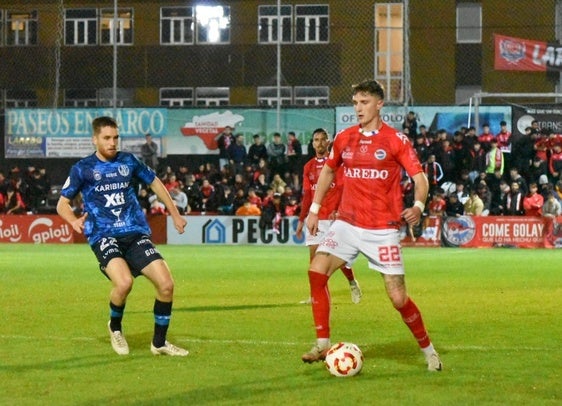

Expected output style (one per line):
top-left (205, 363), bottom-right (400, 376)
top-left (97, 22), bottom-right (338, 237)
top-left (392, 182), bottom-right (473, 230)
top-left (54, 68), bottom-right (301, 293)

top-left (548, 141), bottom-right (562, 181)
top-left (215, 125), bottom-right (234, 171)
top-left (267, 132), bottom-right (287, 179)
top-left (286, 131), bottom-right (303, 190)
top-left (260, 192), bottom-right (285, 234)
top-left (422, 154), bottom-right (443, 197)
top-left (402, 111), bottom-right (418, 138)
top-left (496, 120), bottom-right (512, 170)
top-left (140, 133), bottom-right (159, 170)
top-left (227, 134), bottom-right (247, 175)
top-left (137, 188), bottom-right (151, 214)
top-left (523, 183), bottom-right (544, 217)
top-left (436, 137), bottom-right (456, 183)
top-left (247, 134), bottom-right (268, 168)
top-left (478, 123), bottom-right (494, 151)
top-left (26, 168), bottom-right (51, 213)
top-left (485, 138), bottom-right (504, 183)
top-left (503, 181), bottom-right (525, 216)
top-left (414, 134), bottom-right (429, 163)
top-left (512, 126), bottom-right (538, 176)
top-left (467, 141), bottom-right (487, 183)
top-left (301, 79), bottom-right (441, 372)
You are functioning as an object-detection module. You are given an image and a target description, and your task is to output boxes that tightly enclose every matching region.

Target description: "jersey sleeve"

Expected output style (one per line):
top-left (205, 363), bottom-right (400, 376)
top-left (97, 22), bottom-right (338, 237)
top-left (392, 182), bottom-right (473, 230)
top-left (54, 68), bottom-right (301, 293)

top-left (60, 163), bottom-right (84, 200)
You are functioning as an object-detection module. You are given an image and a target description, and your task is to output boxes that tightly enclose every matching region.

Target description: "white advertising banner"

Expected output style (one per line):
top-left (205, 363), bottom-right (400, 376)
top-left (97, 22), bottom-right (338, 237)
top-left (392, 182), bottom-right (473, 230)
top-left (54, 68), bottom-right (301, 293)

top-left (167, 215), bottom-right (305, 246)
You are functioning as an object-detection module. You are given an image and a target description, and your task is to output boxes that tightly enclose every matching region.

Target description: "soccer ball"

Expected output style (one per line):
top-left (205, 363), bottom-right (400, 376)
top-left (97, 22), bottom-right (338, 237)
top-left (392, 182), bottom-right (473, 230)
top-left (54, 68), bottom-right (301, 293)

top-left (324, 342), bottom-right (364, 377)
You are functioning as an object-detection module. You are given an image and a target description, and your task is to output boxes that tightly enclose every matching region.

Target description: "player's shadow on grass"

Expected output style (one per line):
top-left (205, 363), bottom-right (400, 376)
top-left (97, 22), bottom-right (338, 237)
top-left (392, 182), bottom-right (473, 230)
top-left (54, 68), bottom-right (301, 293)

top-left (172, 303), bottom-right (299, 312)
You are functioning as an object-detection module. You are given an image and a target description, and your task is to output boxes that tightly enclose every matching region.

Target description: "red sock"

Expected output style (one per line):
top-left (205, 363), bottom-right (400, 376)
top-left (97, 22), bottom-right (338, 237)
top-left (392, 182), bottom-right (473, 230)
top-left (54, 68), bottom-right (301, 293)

top-left (397, 297), bottom-right (431, 348)
top-left (308, 270), bottom-right (330, 339)
top-left (339, 265), bottom-right (355, 282)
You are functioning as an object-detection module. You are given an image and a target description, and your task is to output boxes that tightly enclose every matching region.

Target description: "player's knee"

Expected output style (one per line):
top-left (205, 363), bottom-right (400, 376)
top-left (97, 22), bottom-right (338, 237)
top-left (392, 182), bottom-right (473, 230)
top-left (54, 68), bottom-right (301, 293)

top-left (389, 293), bottom-right (408, 310)
top-left (115, 277), bottom-right (133, 296)
top-left (157, 279), bottom-right (175, 299)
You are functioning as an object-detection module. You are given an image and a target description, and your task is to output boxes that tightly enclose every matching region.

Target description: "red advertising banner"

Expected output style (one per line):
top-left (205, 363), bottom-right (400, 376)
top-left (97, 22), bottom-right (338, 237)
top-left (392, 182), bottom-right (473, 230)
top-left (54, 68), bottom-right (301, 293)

top-left (442, 216), bottom-right (562, 248)
top-left (401, 216), bottom-right (442, 247)
top-left (0, 215), bottom-right (74, 243)
top-left (494, 33), bottom-right (562, 72)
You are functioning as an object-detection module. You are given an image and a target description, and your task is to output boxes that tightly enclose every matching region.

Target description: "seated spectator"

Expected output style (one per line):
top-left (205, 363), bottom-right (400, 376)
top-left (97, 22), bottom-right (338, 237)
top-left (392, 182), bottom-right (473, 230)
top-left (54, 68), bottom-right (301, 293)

top-left (542, 192), bottom-right (562, 217)
top-left (231, 188), bottom-right (246, 214)
top-left (428, 188), bottom-right (446, 216)
top-left (259, 192), bottom-right (285, 234)
top-left (138, 188), bottom-right (151, 214)
top-left (284, 196), bottom-right (300, 217)
top-left (464, 189), bottom-right (484, 216)
top-left (149, 195), bottom-right (167, 215)
top-left (445, 193), bottom-right (464, 217)
top-left (170, 186), bottom-right (189, 215)
top-left (247, 188), bottom-right (262, 208)
top-left (1, 185), bottom-right (27, 214)
top-left (503, 181), bottom-right (525, 216)
top-left (523, 183), bottom-right (543, 217)
top-left (184, 174), bottom-right (202, 211)
top-left (235, 199), bottom-right (262, 216)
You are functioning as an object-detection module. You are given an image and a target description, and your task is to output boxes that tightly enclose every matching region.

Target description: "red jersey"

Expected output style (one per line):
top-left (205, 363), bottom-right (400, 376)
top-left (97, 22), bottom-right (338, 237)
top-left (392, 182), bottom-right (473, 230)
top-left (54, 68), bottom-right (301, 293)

top-left (326, 123), bottom-right (423, 229)
top-left (299, 156), bottom-right (343, 222)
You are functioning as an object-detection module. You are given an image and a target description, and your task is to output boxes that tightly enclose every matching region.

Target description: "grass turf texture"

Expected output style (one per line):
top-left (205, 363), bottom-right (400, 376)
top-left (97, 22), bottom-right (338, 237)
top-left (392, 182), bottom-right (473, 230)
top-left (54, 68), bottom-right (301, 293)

top-left (0, 244), bottom-right (560, 405)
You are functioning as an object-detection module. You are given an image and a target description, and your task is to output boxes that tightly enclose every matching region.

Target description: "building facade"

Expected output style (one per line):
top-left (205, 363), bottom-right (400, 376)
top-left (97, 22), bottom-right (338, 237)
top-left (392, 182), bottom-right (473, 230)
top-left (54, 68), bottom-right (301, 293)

top-left (0, 0), bottom-right (560, 108)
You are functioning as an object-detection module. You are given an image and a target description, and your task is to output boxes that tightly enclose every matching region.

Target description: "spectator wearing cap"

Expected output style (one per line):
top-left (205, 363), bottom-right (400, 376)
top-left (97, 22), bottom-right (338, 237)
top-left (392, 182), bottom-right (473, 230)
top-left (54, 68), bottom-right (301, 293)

top-left (445, 192), bottom-right (464, 217)
top-left (414, 133), bottom-right (429, 162)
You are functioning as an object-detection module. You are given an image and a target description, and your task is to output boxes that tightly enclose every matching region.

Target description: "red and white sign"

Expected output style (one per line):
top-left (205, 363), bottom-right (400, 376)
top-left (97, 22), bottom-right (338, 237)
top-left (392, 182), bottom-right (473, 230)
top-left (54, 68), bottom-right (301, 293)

top-left (494, 33), bottom-right (562, 72)
top-left (0, 215), bottom-right (74, 244)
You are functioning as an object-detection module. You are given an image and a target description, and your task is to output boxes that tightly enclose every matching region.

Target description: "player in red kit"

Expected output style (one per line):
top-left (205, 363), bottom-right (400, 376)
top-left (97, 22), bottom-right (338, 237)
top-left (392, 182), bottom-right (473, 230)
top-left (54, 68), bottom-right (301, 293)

top-left (296, 128), bottom-right (362, 305)
top-left (302, 79), bottom-right (442, 371)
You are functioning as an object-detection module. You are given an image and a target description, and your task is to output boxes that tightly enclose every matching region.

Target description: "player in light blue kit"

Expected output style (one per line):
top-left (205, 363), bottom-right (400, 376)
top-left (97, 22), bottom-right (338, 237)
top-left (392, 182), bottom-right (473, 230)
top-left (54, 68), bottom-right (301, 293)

top-left (57, 116), bottom-right (188, 356)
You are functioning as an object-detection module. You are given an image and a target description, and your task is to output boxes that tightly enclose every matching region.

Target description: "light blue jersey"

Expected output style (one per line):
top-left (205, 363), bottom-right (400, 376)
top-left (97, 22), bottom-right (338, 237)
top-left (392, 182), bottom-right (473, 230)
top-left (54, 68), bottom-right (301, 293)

top-left (61, 152), bottom-right (156, 245)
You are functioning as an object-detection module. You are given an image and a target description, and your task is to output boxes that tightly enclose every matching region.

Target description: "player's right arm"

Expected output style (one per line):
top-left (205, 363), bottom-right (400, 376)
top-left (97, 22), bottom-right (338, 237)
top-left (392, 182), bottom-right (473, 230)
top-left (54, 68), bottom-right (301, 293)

top-left (305, 164), bottom-right (336, 236)
top-left (56, 195), bottom-right (88, 234)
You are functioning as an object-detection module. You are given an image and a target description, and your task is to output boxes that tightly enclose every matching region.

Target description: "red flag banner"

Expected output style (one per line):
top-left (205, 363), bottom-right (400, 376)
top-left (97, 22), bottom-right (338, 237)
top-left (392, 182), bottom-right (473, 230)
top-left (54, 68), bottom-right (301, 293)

top-left (494, 34), bottom-right (562, 72)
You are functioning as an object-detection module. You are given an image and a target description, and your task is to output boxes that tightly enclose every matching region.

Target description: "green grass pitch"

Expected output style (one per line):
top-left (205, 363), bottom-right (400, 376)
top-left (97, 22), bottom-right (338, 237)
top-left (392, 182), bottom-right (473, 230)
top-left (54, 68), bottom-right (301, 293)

top-left (1, 244), bottom-right (561, 405)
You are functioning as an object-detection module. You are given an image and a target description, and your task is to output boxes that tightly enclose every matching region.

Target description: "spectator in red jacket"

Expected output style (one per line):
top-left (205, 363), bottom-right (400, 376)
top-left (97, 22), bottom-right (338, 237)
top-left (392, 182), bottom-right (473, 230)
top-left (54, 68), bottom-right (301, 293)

top-left (523, 183), bottom-right (544, 217)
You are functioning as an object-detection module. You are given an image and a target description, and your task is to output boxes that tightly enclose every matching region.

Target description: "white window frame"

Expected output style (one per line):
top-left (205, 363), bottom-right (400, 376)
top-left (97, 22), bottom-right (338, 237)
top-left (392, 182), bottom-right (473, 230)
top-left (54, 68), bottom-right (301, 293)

top-left (456, 3), bottom-right (482, 44)
top-left (258, 5), bottom-right (292, 44)
top-left (195, 87), bottom-right (230, 106)
top-left (195, 5), bottom-right (231, 44)
top-left (7, 10), bottom-right (37, 46)
top-left (257, 86), bottom-right (292, 106)
top-left (161, 6), bottom-right (194, 45)
top-left (65, 8), bottom-right (97, 46)
top-left (294, 86), bottom-right (329, 105)
top-left (295, 5), bottom-right (329, 43)
top-left (160, 87), bottom-right (194, 107)
top-left (5, 89), bottom-right (37, 107)
top-left (374, 3), bottom-right (404, 104)
top-left (100, 8), bottom-right (133, 45)
top-left (64, 89), bottom-right (98, 107)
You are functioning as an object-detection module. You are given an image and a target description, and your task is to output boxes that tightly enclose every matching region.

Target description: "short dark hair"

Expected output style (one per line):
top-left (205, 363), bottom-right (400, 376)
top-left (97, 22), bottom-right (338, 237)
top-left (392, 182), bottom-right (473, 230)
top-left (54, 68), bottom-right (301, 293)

top-left (352, 79), bottom-right (385, 100)
top-left (92, 116), bottom-right (118, 135)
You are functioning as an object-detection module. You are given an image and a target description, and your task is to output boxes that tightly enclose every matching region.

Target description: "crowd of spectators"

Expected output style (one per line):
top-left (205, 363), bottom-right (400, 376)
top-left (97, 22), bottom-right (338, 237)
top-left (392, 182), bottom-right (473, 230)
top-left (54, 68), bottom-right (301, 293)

top-left (3, 118), bottom-right (562, 223)
top-left (403, 114), bottom-right (562, 218)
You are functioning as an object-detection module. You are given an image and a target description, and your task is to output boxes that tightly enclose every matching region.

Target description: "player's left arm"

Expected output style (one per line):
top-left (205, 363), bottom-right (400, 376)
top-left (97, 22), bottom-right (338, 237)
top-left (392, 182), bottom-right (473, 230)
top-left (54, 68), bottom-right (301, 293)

top-left (400, 171), bottom-right (428, 226)
top-left (150, 177), bottom-right (187, 234)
